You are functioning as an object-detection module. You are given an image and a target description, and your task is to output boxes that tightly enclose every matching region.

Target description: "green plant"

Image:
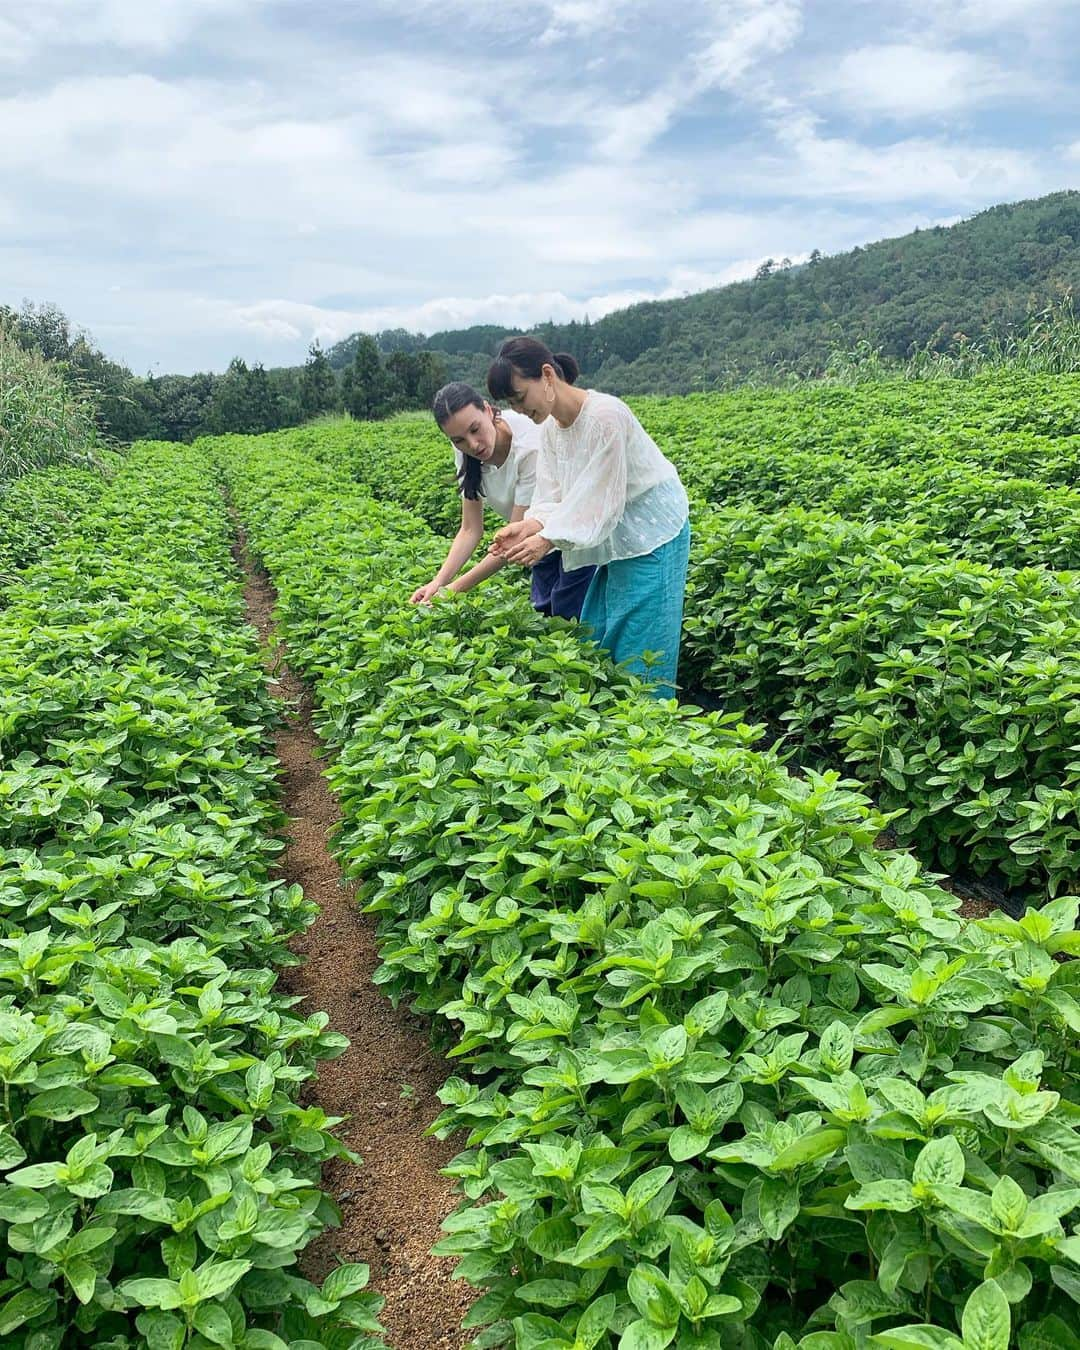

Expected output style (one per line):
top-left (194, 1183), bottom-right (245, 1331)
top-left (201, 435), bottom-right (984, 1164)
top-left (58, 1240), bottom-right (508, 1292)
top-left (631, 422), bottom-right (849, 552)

top-left (0, 319), bottom-right (102, 480)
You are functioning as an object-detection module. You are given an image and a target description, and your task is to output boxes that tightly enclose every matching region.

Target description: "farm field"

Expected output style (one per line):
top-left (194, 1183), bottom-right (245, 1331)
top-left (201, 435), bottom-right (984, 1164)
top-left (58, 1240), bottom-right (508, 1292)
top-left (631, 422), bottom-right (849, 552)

top-left (274, 371), bottom-right (1080, 904)
top-left (2, 372), bottom-right (1079, 1350)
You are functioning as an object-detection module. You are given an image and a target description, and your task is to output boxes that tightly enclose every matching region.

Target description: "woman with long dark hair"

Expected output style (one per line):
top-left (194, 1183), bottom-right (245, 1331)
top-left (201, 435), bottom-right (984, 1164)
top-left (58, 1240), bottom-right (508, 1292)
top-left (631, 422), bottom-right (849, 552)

top-left (487, 338), bottom-right (690, 697)
top-left (408, 381), bottom-right (594, 617)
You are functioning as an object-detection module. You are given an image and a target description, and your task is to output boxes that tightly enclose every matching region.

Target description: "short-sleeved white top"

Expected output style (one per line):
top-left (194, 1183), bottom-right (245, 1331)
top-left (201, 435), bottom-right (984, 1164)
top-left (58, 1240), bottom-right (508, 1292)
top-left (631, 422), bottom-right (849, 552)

top-left (453, 409), bottom-right (540, 522)
top-left (530, 391), bottom-right (689, 570)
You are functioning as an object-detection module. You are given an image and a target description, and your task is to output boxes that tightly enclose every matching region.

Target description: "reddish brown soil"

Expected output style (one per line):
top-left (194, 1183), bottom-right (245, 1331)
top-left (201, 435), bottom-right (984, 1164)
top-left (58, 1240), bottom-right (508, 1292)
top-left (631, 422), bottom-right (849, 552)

top-left (237, 538), bottom-right (474, 1350)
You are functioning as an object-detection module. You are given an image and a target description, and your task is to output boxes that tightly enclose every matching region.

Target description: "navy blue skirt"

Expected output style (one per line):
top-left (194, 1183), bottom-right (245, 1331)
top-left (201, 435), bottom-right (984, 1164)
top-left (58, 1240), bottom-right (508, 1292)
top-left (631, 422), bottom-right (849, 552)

top-left (530, 550), bottom-right (596, 620)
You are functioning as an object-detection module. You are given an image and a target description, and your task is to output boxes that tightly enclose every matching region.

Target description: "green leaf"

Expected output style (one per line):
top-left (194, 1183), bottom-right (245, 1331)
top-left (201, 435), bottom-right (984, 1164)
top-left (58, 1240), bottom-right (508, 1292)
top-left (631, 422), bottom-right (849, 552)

top-left (135, 1309), bottom-right (186, 1350)
top-left (0, 1288), bottom-right (55, 1336)
top-left (192, 1302), bottom-right (235, 1347)
top-left (669, 1125), bottom-right (713, 1162)
top-left (0, 1130), bottom-right (27, 1170)
top-left (627, 1264), bottom-right (680, 1327)
top-left (845, 1180), bottom-right (918, 1213)
top-left (1018, 1315), bottom-right (1080, 1350)
top-left (120, 1278), bottom-right (183, 1311)
top-left (6, 1162), bottom-right (63, 1189)
top-left (618, 1318), bottom-right (678, 1350)
top-left (626, 1167), bottom-right (674, 1211)
top-left (193, 1260), bottom-right (253, 1302)
top-left (64, 1256), bottom-right (98, 1306)
top-left (516, 1280), bottom-right (580, 1309)
top-left (321, 1262), bottom-right (371, 1304)
top-left (25, 1087), bottom-right (99, 1121)
top-left (990, 1175), bottom-right (1028, 1231)
top-left (576, 1294), bottom-right (617, 1348)
top-left (0, 1186), bottom-right (50, 1223)
top-left (758, 1176), bottom-right (800, 1240)
top-left (771, 1128), bottom-right (847, 1172)
top-left (868, 1329), bottom-right (963, 1350)
top-left (527, 1216), bottom-right (578, 1260)
top-left (567, 1215), bottom-right (629, 1266)
top-left (1024, 1119), bottom-right (1080, 1183)
top-left (819, 1022), bottom-right (855, 1075)
top-left (912, 1136), bottom-right (963, 1188)
top-left (961, 1281), bottom-right (1010, 1350)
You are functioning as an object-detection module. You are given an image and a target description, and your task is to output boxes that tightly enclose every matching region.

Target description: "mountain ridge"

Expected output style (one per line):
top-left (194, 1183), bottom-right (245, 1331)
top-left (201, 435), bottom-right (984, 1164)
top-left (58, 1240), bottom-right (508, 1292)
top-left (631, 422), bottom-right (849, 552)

top-left (327, 189), bottom-right (1080, 394)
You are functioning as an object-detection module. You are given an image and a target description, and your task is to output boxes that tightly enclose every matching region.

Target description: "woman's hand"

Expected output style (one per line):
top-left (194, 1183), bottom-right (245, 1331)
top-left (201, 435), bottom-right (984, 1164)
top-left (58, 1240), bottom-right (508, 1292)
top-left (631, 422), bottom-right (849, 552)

top-left (409, 580), bottom-right (444, 605)
top-left (501, 534), bottom-right (553, 567)
top-left (491, 517), bottom-right (542, 556)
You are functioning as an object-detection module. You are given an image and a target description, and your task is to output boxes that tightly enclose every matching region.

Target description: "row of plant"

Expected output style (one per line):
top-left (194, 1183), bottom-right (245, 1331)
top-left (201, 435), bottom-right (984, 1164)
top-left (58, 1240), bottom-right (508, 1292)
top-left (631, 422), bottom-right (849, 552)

top-left (0, 442), bottom-right (385, 1348)
top-left (681, 504), bottom-right (1080, 898)
top-left (263, 394), bottom-right (1080, 575)
top-left (668, 455), bottom-right (1080, 571)
top-left (0, 463), bottom-right (114, 602)
top-left (629, 374), bottom-right (1080, 469)
top-left (216, 430), bottom-right (1080, 1350)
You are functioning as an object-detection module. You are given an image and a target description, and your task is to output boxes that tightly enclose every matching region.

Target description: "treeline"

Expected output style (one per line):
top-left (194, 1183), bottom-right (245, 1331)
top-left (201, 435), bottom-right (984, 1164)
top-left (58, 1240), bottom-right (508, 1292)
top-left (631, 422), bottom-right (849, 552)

top-left (334, 189), bottom-right (1080, 394)
top-left (10, 189), bottom-right (1080, 442)
top-left (0, 306), bottom-right (449, 444)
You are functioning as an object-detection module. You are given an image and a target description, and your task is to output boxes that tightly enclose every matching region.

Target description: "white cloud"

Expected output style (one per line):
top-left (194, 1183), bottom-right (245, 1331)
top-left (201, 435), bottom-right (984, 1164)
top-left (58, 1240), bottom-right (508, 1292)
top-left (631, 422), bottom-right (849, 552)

top-left (813, 43), bottom-right (1008, 119)
top-left (761, 108), bottom-right (1047, 204)
top-left (0, 16), bottom-right (31, 66)
top-left (694, 0), bottom-right (803, 89)
top-left (222, 271), bottom-right (802, 349)
top-left (907, 0), bottom-right (1072, 32)
top-left (539, 0), bottom-right (623, 44)
top-left (1, 0), bottom-right (1074, 375)
top-left (588, 0), bottom-right (803, 159)
top-left (5, 0), bottom-right (259, 56)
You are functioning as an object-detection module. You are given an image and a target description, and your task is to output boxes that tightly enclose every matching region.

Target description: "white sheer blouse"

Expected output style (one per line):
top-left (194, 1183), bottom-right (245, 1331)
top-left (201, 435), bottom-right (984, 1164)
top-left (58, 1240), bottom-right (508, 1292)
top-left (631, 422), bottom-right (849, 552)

top-left (530, 391), bottom-right (689, 570)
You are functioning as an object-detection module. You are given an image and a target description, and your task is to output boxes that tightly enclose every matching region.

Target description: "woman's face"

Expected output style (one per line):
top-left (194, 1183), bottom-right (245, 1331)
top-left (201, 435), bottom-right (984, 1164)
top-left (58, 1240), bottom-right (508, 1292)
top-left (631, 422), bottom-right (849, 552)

top-left (441, 402), bottom-right (497, 461)
top-left (505, 368), bottom-right (552, 424)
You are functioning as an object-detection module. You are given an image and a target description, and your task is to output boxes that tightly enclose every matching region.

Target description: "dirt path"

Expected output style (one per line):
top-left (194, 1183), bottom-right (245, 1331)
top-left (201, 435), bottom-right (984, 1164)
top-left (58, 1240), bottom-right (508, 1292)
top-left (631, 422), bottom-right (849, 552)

top-left (236, 535), bottom-right (474, 1350)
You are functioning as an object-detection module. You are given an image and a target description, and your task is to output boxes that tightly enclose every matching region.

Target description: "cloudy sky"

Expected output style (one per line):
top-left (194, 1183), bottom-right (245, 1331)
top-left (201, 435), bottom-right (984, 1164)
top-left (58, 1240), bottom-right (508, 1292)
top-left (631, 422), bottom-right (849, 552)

top-left (2, 0), bottom-right (1077, 374)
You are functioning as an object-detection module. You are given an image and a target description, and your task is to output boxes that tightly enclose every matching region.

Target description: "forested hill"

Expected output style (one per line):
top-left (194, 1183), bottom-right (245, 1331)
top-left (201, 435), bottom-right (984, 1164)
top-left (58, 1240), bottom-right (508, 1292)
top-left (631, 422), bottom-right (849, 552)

top-left (330, 190), bottom-right (1080, 395)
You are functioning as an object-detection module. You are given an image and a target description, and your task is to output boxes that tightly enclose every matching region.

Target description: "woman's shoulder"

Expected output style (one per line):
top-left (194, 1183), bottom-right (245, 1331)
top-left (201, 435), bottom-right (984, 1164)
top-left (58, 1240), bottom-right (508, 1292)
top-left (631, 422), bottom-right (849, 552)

top-left (577, 390), bottom-right (637, 441)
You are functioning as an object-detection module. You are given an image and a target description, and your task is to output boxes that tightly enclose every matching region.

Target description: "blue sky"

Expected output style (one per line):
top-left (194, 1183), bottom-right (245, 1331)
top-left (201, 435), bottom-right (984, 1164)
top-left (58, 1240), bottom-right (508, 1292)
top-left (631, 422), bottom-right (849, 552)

top-left (2, 0), bottom-right (1077, 374)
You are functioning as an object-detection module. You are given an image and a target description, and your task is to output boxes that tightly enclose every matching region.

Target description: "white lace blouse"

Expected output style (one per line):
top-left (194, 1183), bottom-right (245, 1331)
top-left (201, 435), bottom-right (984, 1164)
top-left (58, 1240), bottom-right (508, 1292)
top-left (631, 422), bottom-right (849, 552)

top-left (530, 391), bottom-right (689, 570)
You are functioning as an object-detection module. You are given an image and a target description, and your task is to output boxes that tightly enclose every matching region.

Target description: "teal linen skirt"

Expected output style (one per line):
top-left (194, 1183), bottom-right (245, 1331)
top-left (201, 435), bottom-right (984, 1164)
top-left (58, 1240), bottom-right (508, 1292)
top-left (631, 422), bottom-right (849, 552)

top-left (579, 519), bottom-right (691, 699)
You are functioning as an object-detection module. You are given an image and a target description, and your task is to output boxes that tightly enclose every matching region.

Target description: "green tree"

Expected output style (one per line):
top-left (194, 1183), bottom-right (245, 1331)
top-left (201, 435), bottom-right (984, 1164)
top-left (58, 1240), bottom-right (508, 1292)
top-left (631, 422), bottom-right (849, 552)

top-left (412, 350), bottom-right (448, 406)
top-left (299, 341), bottom-right (338, 419)
top-left (207, 358), bottom-right (255, 433)
top-left (342, 335), bottom-right (396, 419)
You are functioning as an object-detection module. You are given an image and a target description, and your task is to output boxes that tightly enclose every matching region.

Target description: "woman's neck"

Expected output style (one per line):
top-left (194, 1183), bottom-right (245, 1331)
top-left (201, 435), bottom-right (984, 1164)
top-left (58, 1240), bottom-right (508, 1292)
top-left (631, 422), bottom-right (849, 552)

top-left (551, 384), bottom-right (589, 429)
top-left (490, 416), bottom-right (513, 466)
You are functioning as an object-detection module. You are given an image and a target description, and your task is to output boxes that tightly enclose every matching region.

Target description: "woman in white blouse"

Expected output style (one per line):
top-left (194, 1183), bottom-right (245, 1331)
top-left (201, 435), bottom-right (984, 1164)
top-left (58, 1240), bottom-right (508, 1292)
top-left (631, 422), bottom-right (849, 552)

top-left (487, 338), bottom-right (690, 698)
top-left (409, 381), bottom-right (595, 616)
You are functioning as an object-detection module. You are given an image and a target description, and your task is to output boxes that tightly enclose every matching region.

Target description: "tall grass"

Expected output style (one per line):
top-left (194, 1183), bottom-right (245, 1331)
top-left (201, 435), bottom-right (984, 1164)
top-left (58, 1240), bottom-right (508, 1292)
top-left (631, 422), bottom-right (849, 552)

top-left (0, 318), bottom-right (101, 480)
top-left (823, 292), bottom-right (1080, 385)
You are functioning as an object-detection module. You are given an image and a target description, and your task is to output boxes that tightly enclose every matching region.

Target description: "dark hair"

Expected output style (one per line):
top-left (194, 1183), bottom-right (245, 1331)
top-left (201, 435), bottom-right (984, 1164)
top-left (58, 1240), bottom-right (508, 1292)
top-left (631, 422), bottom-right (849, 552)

top-left (432, 381), bottom-right (488, 500)
top-left (486, 337), bottom-right (580, 402)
